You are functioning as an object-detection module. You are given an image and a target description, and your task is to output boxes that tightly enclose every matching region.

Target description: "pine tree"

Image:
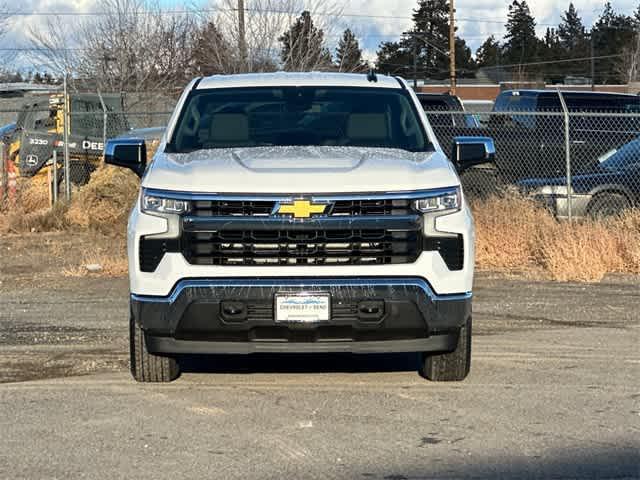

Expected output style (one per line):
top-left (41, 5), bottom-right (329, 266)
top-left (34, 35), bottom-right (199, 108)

top-left (192, 21), bottom-right (234, 75)
top-left (553, 4), bottom-right (589, 83)
top-left (475, 36), bottom-right (501, 68)
top-left (279, 11), bottom-right (332, 72)
top-left (375, 41), bottom-right (413, 77)
top-left (455, 38), bottom-right (476, 77)
top-left (558, 3), bottom-right (587, 54)
top-left (374, 0), bottom-right (476, 82)
top-left (502, 1), bottom-right (542, 78)
top-left (540, 28), bottom-right (564, 83)
top-left (335, 29), bottom-right (366, 72)
top-left (404, 0), bottom-right (451, 80)
top-left (592, 3), bottom-right (637, 83)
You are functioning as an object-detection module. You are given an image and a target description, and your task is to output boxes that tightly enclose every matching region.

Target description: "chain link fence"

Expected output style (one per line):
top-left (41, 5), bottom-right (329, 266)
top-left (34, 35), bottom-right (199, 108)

top-left (0, 91), bottom-right (172, 208)
top-left (426, 107), bottom-right (640, 220)
top-left (1, 90), bottom-right (639, 222)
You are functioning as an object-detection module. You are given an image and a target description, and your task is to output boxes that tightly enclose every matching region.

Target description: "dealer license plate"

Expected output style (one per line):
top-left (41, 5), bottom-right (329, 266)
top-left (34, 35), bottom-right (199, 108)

top-left (275, 293), bottom-right (331, 323)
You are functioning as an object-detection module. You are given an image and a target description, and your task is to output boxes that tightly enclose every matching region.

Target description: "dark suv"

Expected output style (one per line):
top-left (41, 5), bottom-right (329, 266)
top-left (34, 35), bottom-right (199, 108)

top-left (416, 93), bottom-right (479, 129)
top-left (488, 90), bottom-right (640, 180)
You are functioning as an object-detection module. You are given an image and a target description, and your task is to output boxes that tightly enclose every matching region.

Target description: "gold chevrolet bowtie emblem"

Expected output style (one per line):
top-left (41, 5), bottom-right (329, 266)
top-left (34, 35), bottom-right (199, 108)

top-left (277, 200), bottom-right (327, 218)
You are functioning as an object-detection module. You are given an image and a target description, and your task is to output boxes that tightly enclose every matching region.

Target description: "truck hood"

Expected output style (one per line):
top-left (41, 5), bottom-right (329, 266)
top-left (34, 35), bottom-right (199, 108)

top-left (143, 146), bottom-right (459, 193)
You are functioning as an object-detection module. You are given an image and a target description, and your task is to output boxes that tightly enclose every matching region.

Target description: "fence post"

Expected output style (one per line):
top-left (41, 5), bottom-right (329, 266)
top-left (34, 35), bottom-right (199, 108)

top-left (97, 90), bottom-right (108, 151)
top-left (557, 90), bottom-right (572, 223)
top-left (52, 149), bottom-right (58, 205)
top-left (63, 74), bottom-right (71, 202)
top-left (0, 142), bottom-right (6, 206)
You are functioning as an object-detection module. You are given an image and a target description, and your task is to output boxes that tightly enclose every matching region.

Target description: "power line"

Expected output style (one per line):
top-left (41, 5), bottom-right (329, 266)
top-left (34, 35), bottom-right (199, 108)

top-left (5, 7), bottom-right (638, 31)
top-left (376, 53), bottom-right (625, 70)
top-left (0, 8), bottom-right (562, 26)
top-left (479, 53), bottom-right (625, 70)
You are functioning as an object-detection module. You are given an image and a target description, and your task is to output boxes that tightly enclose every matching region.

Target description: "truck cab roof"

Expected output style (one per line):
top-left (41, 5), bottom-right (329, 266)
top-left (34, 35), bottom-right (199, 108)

top-left (494, 89), bottom-right (640, 112)
top-left (197, 72), bottom-right (403, 90)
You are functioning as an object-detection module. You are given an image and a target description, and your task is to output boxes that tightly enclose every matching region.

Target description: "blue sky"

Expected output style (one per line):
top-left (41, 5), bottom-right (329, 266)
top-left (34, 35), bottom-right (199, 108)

top-left (3, 0), bottom-right (639, 64)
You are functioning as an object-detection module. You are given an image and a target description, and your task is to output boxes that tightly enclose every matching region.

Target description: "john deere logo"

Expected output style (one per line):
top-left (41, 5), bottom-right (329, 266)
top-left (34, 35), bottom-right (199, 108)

top-left (275, 200), bottom-right (327, 219)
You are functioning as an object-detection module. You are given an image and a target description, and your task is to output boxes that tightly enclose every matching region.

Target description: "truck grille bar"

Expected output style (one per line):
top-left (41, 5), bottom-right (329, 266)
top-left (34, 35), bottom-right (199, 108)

top-left (182, 229), bottom-right (421, 266)
top-left (190, 199), bottom-right (414, 217)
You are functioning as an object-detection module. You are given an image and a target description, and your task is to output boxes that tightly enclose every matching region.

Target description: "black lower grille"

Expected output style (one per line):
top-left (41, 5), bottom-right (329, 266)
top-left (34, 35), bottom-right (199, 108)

top-left (424, 235), bottom-right (464, 271)
top-left (139, 237), bottom-right (179, 272)
top-left (139, 233), bottom-right (464, 271)
top-left (182, 229), bottom-right (421, 266)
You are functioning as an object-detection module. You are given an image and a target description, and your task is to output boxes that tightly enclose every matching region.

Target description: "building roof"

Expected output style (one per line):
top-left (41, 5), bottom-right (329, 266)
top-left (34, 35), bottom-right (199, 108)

top-left (0, 82), bottom-right (61, 94)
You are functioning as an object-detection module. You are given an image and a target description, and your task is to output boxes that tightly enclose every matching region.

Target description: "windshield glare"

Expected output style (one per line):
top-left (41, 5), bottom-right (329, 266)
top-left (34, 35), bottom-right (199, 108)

top-left (169, 87), bottom-right (430, 153)
top-left (601, 140), bottom-right (640, 171)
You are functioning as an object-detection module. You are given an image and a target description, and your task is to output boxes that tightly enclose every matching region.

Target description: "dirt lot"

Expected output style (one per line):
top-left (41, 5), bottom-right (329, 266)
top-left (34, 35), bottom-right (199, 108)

top-left (1, 232), bottom-right (638, 384)
top-left (0, 232), bottom-right (638, 478)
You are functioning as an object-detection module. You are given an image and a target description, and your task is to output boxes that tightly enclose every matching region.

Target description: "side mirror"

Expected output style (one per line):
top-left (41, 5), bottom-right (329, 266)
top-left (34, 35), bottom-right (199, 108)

top-left (104, 138), bottom-right (147, 177)
top-left (451, 136), bottom-right (495, 173)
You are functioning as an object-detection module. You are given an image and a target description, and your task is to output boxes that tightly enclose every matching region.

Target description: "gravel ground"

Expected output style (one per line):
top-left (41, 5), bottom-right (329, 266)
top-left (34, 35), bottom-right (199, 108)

top-left (0, 233), bottom-right (638, 479)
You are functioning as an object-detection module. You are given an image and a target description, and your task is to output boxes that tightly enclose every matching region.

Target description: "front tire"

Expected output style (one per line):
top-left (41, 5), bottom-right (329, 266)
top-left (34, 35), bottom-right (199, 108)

top-left (130, 315), bottom-right (180, 382)
top-left (588, 192), bottom-right (631, 219)
top-left (419, 317), bottom-right (472, 381)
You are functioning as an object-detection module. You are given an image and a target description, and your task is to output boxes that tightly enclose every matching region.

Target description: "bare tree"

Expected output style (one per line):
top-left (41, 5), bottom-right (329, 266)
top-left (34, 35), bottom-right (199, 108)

top-left (29, 0), bottom-right (195, 93)
top-left (191, 19), bottom-right (237, 76)
top-left (199, 0), bottom-right (343, 73)
top-left (0, 3), bottom-right (9, 38)
top-left (0, 3), bottom-right (15, 65)
top-left (618, 31), bottom-right (640, 84)
top-left (28, 0), bottom-right (345, 91)
top-left (279, 10), bottom-right (332, 71)
top-left (335, 28), bottom-right (366, 72)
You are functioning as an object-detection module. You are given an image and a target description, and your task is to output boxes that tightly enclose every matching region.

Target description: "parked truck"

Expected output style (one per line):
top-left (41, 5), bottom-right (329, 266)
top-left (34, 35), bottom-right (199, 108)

top-left (426, 89), bottom-right (640, 196)
top-left (105, 72), bottom-right (494, 383)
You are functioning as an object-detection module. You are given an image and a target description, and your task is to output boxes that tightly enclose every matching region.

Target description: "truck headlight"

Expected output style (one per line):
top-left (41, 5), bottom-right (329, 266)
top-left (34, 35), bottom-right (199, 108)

top-left (142, 193), bottom-right (190, 215)
top-left (414, 187), bottom-right (461, 214)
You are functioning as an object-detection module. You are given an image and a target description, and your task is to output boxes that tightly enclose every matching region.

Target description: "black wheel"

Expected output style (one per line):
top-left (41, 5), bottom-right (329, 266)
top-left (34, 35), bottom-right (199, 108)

top-left (588, 193), bottom-right (631, 219)
top-left (130, 314), bottom-right (180, 382)
top-left (419, 317), bottom-right (472, 381)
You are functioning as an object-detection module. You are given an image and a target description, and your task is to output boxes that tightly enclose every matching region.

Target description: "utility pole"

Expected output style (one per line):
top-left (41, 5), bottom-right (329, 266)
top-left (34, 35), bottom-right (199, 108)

top-left (62, 74), bottom-right (71, 202)
top-left (238, 0), bottom-right (247, 71)
top-left (590, 32), bottom-right (595, 91)
top-left (413, 41), bottom-right (418, 89)
top-left (449, 0), bottom-right (457, 95)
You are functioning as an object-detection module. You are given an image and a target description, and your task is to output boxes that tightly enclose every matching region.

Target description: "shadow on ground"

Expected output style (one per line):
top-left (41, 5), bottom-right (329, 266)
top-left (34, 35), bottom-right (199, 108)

top-left (370, 446), bottom-right (640, 479)
top-left (178, 352), bottom-right (421, 375)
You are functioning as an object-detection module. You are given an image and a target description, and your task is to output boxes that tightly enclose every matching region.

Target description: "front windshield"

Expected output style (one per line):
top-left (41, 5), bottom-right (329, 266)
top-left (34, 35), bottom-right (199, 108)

top-left (168, 86), bottom-right (431, 153)
top-left (600, 139), bottom-right (640, 171)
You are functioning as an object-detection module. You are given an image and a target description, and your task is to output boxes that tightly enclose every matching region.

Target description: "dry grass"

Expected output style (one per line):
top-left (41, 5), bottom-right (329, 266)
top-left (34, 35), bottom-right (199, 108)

top-left (64, 165), bottom-right (139, 234)
top-left (472, 195), bottom-right (640, 282)
top-left (0, 176), bottom-right (70, 234)
top-left (62, 252), bottom-right (128, 277)
top-left (1, 165), bottom-right (138, 235)
top-left (3, 167), bottom-right (640, 282)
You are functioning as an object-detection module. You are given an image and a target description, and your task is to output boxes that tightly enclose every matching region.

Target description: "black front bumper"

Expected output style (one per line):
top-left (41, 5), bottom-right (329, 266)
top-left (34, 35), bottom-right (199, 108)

top-left (131, 278), bottom-right (471, 355)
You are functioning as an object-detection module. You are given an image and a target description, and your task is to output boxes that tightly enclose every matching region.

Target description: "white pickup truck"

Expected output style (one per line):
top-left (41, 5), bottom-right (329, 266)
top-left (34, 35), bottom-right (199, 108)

top-left (105, 72), bottom-right (494, 383)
